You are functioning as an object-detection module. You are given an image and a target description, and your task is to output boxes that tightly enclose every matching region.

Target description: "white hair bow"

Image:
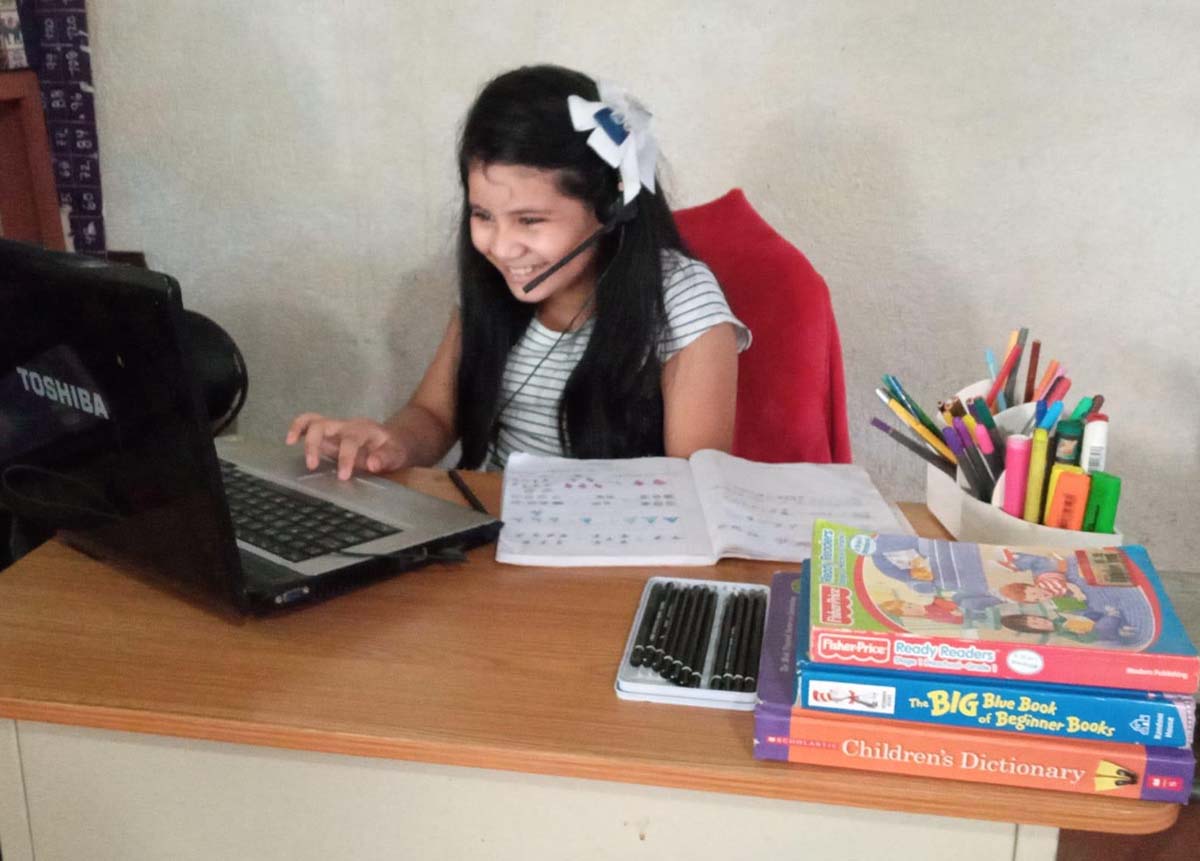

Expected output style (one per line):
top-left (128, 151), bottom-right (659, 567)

top-left (567, 81), bottom-right (657, 206)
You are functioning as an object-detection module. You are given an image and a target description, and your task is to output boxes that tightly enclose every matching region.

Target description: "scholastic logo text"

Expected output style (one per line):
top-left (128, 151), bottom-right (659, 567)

top-left (814, 632), bottom-right (891, 665)
top-left (819, 585), bottom-right (854, 625)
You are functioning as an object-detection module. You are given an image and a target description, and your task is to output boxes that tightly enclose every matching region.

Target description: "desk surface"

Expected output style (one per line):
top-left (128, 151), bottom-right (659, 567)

top-left (0, 469), bottom-right (1178, 835)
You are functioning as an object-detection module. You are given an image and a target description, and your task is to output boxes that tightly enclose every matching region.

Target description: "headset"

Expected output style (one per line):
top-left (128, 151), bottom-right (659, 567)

top-left (520, 196), bottom-right (638, 294)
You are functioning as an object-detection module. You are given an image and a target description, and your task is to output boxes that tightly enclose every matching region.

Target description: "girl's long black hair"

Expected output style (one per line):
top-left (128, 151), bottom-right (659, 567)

top-left (454, 65), bottom-right (687, 468)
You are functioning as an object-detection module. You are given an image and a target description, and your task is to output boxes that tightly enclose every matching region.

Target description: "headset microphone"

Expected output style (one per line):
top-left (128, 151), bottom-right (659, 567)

top-left (520, 198), bottom-right (638, 294)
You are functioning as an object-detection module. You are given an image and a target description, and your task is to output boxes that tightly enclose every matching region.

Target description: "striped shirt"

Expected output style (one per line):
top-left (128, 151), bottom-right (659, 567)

top-left (489, 251), bottom-right (751, 468)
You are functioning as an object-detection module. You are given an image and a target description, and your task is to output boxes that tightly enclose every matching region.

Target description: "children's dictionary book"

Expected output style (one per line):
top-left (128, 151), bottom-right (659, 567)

top-left (807, 521), bottom-right (1200, 693)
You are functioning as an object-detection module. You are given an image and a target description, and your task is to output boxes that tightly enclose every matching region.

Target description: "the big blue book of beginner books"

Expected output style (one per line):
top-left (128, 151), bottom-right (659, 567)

top-left (807, 521), bottom-right (1200, 694)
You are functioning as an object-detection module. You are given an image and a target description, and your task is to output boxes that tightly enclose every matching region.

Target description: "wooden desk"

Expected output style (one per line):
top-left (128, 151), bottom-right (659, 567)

top-left (0, 471), bottom-right (1179, 859)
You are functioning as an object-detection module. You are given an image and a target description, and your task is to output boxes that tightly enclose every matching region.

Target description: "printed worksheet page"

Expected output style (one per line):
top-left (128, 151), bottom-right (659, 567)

top-left (688, 450), bottom-right (902, 562)
top-left (496, 453), bottom-right (717, 566)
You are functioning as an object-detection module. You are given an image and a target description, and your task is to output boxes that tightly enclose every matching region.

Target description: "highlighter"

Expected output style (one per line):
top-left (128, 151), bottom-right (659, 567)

top-left (1083, 472), bottom-right (1121, 533)
top-left (1023, 428), bottom-right (1050, 523)
top-left (1045, 469), bottom-right (1090, 530)
top-left (1044, 463), bottom-right (1084, 525)
top-left (1003, 434), bottom-right (1031, 518)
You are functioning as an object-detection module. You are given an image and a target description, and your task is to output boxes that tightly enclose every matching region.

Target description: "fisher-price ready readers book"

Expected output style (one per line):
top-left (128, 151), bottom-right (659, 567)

top-left (807, 521), bottom-right (1200, 694)
top-left (754, 571), bottom-right (1196, 802)
top-left (781, 567), bottom-right (1194, 747)
top-left (496, 452), bottom-right (900, 567)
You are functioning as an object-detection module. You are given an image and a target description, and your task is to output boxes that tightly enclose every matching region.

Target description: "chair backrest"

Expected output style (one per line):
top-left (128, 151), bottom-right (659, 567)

top-left (674, 189), bottom-right (852, 463)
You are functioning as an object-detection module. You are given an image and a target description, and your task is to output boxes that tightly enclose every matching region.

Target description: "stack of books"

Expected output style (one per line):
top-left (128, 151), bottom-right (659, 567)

top-left (754, 520), bottom-right (1198, 802)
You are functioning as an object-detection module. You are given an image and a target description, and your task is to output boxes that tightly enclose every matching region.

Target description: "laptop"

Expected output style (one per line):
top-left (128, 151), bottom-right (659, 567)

top-left (0, 238), bottom-right (501, 612)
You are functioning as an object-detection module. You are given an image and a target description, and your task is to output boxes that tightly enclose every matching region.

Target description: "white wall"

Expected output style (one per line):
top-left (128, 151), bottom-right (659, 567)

top-left (88, 1), bottom-right (1199, 570)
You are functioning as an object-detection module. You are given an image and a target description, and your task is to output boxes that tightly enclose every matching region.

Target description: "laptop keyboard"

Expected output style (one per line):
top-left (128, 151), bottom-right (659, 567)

top-left (219, 460), bottom-right (401, 563)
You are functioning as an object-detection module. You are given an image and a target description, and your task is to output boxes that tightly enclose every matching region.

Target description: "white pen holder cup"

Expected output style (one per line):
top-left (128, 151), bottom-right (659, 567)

top-left (924, 379), bottom-right (1121, 547)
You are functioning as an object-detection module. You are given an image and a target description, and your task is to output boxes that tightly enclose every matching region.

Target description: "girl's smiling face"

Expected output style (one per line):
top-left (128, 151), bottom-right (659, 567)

top-left (467, 162), bottom-right (603, 324)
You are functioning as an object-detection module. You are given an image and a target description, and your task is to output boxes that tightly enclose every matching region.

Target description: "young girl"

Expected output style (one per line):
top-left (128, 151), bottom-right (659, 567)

top-left (287, 65), bottom-right (750, 477)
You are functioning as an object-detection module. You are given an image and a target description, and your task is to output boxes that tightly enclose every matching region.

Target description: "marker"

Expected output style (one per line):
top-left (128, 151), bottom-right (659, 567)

top-left (1046, 465), bottom-right (1094, 532)
top-left (630, 582), bottom-right (667, 667)
top-left (986, 348), bottom-right (1007, 411)
top-left (1044, 468), bottom-right (1091, 531)
top-left (1080, 413), bottom-right (1109, 474)
top-left (985, 339), bottom-right (1023, 410)
top-left (1038, 400), bottom-right (1064, 431)
top-left (943, 426), bottom-right (985, 500)
top-left (1003, 434), bottom-right (1031, 518)
top-left (870, 418), bottom-right (955, 475)
top-left (1045, 374), bottom-right (1072, 404)
top-left (709, 594), bottom-right (737, 690)
top-left (1068, 396), bottom-right (1094, 422)
top-left (640, 582), bottom-right (674, 668)
top-left (1023, 428), bottom-right (1050, 523)
top-left (651, 585), bottom-right (685, 671)
top-left (968, 397), bottom-right (1005, 468)
top-left (1033, 359), bottom-right (1060, 401)
top-left (1087, 394), bottom-right (1105, 418)
top-left (973, 422), bottom-right (1001, 482)
top-left (1023, 339), bottom-right (1041, 403)
top-left (1003, 327), bottom-right (1029, 408)
top-left (954, 417), bottom-right (994, 498)
top-left (883, 375), bottom-right (942, 439)
top-left (1082, 472), bottom-right (1121, 533)
top-left (875, 388), bottom-right (957, 463)
top-left (1021, 398), bottom-right (1049, 435)
top-left (668, 587), bottom-right (703, 684)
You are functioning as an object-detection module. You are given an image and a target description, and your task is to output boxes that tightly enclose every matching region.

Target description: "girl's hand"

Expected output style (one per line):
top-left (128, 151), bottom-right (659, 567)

top-left (285, 413), bottom-right (410, 480)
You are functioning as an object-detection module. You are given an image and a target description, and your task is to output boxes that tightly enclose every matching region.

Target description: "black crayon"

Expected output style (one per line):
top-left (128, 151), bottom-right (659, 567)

top-left (687, 588), bottom-right (717, 688)
top-left (651, 584), bottom-right (684, 671)
top-left (668, 586), bottom-right (703, 684)
top-left (732, 592), bottom-right (755, 689)
top-left (708, 591), bottom-right (737, 690)
top-left (676, 586), bottom-right (710, 685)
top-left (660, 586), bottom-right (696, 680)
top-left (741, 593), bottom-right (767, 692)
top-left (721, 592), bottom-right (749, 689)
top-left (630, 582), bottom-right (666, 668)
top-left (640, 582), bottom-right (673, 668)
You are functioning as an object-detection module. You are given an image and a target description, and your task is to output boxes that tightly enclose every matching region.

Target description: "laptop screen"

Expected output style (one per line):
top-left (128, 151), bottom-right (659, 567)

top-left (0, 238), bottom-right (247, 609)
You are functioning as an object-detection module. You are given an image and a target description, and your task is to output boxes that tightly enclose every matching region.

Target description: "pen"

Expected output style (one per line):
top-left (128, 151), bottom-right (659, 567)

top-left (875, 388), bottom-right (957, 464)
top-left (883, 374), bottom-right (942, 439)
top-left (448, 469), bottom-right (489, 514)
top-left (954, 417), bottom-right (994, 498)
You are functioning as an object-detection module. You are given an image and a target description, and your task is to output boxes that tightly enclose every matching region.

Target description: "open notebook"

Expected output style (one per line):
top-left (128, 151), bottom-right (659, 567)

top-left (497, 450), bottom-right (901, 566)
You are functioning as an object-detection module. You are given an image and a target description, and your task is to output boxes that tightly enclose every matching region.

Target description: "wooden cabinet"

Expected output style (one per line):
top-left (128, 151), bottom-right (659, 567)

top-left (0, 69), bottom-right (64, 249)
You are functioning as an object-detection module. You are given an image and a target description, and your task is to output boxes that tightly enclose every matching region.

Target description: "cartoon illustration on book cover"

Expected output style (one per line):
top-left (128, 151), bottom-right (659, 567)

top-left (860, 533), bottom-right (1153, 649)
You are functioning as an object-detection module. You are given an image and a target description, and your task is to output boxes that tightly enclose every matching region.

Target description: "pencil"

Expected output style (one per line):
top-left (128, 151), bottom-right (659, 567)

top-left (1003, 327), bottom-right (1028, 408)
top-left (875, 388), bottom-right (958, 464)
top-left (1033, 359), bottom-right (1060, 401)
top-left (870, 418), bottom-right (955, 476)
top-left (1023, 339), bottom-right (1041, 404)
top-left (448, 469), bottom-right (488, 514)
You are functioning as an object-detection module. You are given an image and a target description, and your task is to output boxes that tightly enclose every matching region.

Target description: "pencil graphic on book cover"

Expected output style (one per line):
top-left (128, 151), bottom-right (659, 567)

top-left (1093, 760), bottom-right (1138, 792)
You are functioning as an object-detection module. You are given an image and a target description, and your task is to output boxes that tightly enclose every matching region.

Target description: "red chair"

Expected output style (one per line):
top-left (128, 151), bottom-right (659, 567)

top-left (674, 189), bottom-right (852, 464)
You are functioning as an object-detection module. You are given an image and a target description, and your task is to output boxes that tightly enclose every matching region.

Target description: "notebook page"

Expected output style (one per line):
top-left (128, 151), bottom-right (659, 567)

top-left (689, 450), bottom-right (901, 562)
top-left (496, 453), bottom-right (717, 566)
